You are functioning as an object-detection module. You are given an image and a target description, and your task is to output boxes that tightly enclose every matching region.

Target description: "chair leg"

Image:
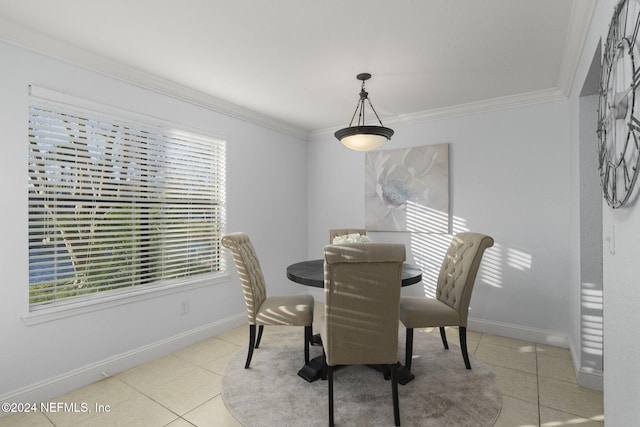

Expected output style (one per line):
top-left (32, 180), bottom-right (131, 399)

top-left (383, 364), bottom-right (391, 380)
top-left (390, 363), bottom-right (400, 426)
top-left (328, 365), bottom-right (334, 427)
top-left (320, 347), bottom-right (328, 381)
top-left (460, 326), bottom-right (471, 369)
top-left (304, 325), bottom-right (311, 364)
top-left (405, 328), bottom-right (414, 370)
top-left (245, 325), bottom-right (257, 369)
top-left (439, 326), bottom-right (449, 349)
top-left (255, 325), bottom-right (264, 348)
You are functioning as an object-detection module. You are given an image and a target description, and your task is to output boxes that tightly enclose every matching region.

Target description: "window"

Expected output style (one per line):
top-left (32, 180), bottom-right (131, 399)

top-left (27, 88), bottom-right (226, 310)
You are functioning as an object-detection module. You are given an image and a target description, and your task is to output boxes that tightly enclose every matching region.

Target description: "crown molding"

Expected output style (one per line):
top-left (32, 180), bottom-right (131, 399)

top-left (309, 86), bottom-right (567, 141)
top-left (556, 0), bottom-right (598, 97)
top-left (0, 17), bottom-right (308, 141)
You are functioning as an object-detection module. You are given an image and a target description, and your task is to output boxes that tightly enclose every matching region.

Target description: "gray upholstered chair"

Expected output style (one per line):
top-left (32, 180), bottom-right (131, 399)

top-left (329, 228), bottom-right (367, 243)
top-left (322, 242), bottom-right (406, 427)
top-left (221, 232), bottom-right (314, 369)
top-left (399, 232), bottom-right (494, 370)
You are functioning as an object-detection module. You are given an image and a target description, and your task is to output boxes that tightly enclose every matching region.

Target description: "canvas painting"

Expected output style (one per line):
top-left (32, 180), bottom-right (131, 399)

top-left (365, 144), bottom-right (449, 232)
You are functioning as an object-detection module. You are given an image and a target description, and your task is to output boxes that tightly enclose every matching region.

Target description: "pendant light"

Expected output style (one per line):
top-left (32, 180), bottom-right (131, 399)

top-left (334, 73), bottom-right (394, 151)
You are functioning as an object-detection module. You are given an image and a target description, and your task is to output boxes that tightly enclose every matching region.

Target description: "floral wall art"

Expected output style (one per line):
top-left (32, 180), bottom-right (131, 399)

top-left (365, 144), bottom-right (449, 232)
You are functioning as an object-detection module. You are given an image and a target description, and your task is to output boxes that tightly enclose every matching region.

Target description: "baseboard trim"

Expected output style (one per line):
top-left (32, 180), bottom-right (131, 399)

top-left (467, 317), bottom-right (569, 347)
top-left (576, 367), bottom-right (604, 391)
top-left (0, 313), bottom-right (246, 408)
top-left (569, 340), bottom-right (604, 391)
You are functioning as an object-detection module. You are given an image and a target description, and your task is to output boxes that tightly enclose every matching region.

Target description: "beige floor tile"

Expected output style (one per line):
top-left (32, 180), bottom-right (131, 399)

top-left (486, 363), bottom-right (538, 404)
top-left (439, 327), bottom-right (482, 353)
top-left (492, 395), bottom-right (539, 427)
top-left (117, 354), bottom-right (199, 393)
top-left (202, 350), bottom-right (240, 375)
top-left (479, 334), bottom-right (537, 353)
top-left (42, 377), bottom-right (141, 426)
top-left (466, 332), bottom-right (482, 354)
top-left (540, 406), bottom-right (605, 426)
top-left (174, 338), bottom-right (239, 367)
top-left (536, 343), bottom-right (572, 360)
top-left (537, 353), bottom-right (577, 383)
top-left (215, 325), bottom-right (248, 348)
top-left (183, 395), bottom-right (242, 427)
top-left (411, 327), bottom-right (482, 356)
top-left (474, 341), bottom-right (537, 374)
top-left (144, 365), bottom-right (222, 416)
top-left (73, 395), bottom-right (177, 427)
top-left (0, 411), bottom-right (53, 427)
top-left (538, 376), bottom-right (604, 420)
top-left (423, 325), bottom-right (482, 341)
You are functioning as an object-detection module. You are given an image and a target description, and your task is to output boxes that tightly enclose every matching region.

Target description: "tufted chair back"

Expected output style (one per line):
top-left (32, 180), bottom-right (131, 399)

top-left (435, 232), bottom-right (494, 326)
top-left (221, 232), bottom-right (267, 324)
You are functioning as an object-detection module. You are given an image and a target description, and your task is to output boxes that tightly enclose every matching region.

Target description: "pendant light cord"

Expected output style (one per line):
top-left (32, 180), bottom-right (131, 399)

top-left (346, 79), bottom-right (386, 128)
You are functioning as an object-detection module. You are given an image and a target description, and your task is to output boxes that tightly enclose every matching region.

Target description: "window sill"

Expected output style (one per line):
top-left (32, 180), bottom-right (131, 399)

top-left (22, 273), bottom-right (230, 326)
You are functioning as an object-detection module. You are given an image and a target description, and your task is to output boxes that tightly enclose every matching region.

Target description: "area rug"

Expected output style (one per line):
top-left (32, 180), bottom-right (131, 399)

top-left (221, 328), bottom-right (502, 426)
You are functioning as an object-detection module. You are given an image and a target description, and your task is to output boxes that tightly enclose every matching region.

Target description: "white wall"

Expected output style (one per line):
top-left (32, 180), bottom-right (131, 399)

top-left (0, 41), bottom-right (308, 404)
top-left (570, 0), bottom-right (640, 422)
top-left (566, 35), bottom-right (604, 392)
top-left (308, 100), bottom-right (572, 345)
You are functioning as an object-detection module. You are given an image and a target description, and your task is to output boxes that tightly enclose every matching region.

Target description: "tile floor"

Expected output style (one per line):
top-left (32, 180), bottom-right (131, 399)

top-left (0, 307), bottom-right (604, 427)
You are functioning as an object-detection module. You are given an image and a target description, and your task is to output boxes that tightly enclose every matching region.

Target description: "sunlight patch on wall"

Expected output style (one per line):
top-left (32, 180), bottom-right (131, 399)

top-left (409, 232), bottom-right (451, 298)
top-left (406, 202), bottom-right (449, 233)
top-left (479, 243), bottom-right (504, 288)
top-left (581, 284), bottom-right (603, 364)
top-left (582, 314), bottom-right (604, 357)
top-left (451, 215), bottom-right (468, 234)
top-left (506, 248), bottom-right (533, 270)
top-left (581, 287), bottom-right (603, 310)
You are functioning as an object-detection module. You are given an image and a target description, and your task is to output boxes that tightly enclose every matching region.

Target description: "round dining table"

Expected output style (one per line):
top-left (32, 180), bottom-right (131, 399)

top-left (286, 259), bottom-right (423, 288)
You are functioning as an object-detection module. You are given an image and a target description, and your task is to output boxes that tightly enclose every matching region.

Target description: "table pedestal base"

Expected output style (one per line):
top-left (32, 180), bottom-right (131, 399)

top-left (396, 364), bottom-right (415, 385)
top-left (297, 356), bottom-right (324, 382)
top-left (297, 335), bottom-right (415, 384)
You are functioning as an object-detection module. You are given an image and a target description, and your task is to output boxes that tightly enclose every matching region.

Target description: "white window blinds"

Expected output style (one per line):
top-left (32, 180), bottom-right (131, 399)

top-left (28, 89), bottom-right (226, 309)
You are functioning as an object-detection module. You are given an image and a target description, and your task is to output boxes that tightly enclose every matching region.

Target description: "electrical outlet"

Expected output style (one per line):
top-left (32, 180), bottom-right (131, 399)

top-left (180, 300), bottom-right (190, 315)
top-left (607, 224), bottom-right (616, 255)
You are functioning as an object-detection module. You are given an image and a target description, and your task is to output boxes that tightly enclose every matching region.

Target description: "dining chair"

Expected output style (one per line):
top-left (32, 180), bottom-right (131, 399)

top-left (329, 228), bottom-right (367, 243)
top-left (399, 232), bottom-right (494, 370)
top-left (322, 242), bottom-right (406, 427)
top-left (221, 232), bottom-right (314, 369)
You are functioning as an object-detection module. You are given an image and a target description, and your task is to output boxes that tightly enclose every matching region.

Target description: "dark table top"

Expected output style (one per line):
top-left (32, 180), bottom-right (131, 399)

top-left (286, 259), bottom-right (422, 288)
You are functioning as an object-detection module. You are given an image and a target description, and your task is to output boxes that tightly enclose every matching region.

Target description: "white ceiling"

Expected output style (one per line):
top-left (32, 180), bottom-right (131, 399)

top-left (0, 0), bottom-right (596, 139)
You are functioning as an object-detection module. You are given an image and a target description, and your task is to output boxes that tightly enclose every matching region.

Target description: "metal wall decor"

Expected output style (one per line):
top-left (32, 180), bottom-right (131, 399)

top-left (598, 0), bottom-right (640, 208)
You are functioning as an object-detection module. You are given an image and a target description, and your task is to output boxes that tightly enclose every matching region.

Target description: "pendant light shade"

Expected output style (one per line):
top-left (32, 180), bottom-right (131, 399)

top-left (335, 73), bottom-right (394, 151)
